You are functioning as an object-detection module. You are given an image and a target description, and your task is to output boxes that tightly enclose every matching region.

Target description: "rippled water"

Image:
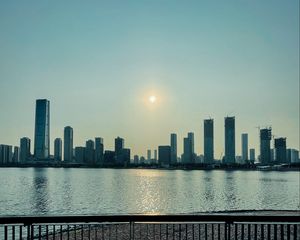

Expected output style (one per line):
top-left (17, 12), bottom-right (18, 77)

top-left (0, 168), bottom-right (299, 215)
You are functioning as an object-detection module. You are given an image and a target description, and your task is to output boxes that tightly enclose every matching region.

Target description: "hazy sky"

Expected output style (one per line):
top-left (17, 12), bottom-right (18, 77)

top-left (0, 1), bottom-right (299, 158)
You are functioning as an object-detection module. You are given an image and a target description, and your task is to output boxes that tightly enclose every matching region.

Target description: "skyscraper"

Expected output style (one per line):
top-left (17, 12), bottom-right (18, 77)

top-left (170, 133), bottom-right (177, 164)
top-left (224, 117), bottom-right (235, 164)
top-left (115, 137), bottom-right (124, 165)
top-left (241, 133), bottom-right (248, 163)
top-left (34, 99), bottom-right (50, 159)
top-left (274, 137), bottom-right (287, 163)
top-left (249, 148), bottom-right (255, 162)
top-left (95, 137), bottom-right (104, 165)
top-left (260, 128), bottom-right (272, 165)
top-left (204, 119), bottom-right (214, 164)
top-left (183, 133), bottom-right (195, 164)
top-left (13, 146), bottom-right (20, 163)
top-left (64, 126), bottom-right (73, 162)
top-left (158, 145), bottom-right (171, 166)
top-left (54, 138), bottom-right (62, 161)
top-left (85, 139), bottom-right (95, 164)
top-left (20, 137), bottom-right (31, 162)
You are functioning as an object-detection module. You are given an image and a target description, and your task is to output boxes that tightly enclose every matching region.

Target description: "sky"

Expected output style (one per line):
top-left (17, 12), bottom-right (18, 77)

top-left (0, 0), bottom-right (299, 158)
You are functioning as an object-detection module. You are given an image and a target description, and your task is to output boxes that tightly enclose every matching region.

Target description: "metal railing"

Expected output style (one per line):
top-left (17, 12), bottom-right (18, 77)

top-left (0, 214), bottom-right (299, 239)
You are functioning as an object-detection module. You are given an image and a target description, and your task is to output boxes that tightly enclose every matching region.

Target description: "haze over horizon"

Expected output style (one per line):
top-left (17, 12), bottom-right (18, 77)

top-left (0, 1), bottom-right (299, 157)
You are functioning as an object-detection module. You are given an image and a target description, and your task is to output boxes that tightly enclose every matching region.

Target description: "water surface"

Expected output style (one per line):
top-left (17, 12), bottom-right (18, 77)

top-left (0, 168), bottom-right (298, 215)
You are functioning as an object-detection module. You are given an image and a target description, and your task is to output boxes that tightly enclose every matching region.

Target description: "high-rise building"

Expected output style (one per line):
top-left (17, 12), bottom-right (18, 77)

top-left (147, 149), bottom-right (151, 163)
top-left (115, 137), bottom-right (124, 165)
top-left (85, 140), bottom-right (95, 164)
top-left (75, 147), bottom-right (85, 163)
top-left (20, 137), bottom-right (31, 162)
top-left (0, 145), bottom-right (12, 164)
top-left (183, 132), bottom-right (195, 164)
top-left (249, 148), bottom-right (255, 162)
top-left (104, 150), bottom-right (115, 165)
top-left (274, 138), bottom-right (287, 163)
top-left (241, 133), bottom-right (248, 163)
top-left (291, 149), bottom-right (299, 163)
top-left (204, 119), bottom-right (214, 164)
top-left (170, 133), bottom-right (177, 164)
top-left (54, 138), bottom-right (62, 161)
top-left (260, 128), bottom-right (272, 165)
top-left (122, 148), bottom-right (131, 166)
top-left (188, 132), bottom-right (195, 154)
top-left (158, 145), bottom-right (171, 166)
top-left (64, 126), bottom-right (73, 162)
top-left (13, 146), bottom-right (19, 163)
top-left (154, 150), bottom-right (158, 161)
top-left (224, 117), bottom-right (235, 164)
top-left (34, 99), bottom-right (50, 159)
top-left (95, 137), bottom-right (104, 165)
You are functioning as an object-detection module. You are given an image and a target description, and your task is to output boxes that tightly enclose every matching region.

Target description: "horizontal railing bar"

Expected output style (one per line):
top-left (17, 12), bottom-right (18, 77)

top-left (0, 214), bottom-right (299, 225)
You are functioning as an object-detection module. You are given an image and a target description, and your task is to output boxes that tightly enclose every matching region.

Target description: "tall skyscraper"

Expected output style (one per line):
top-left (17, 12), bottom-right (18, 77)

top-left (170, 133), bottom-right (177, 164)
top-left (75, 147), bottom-right (85, 163)
top-left (224, 117), bottom-right (235, 164)
top-left (204, 119), bottom-right (214, 164)
top-left (34, 99), bottom-right (50, 159)
top-left (20, 137), bottom-right (31, 162)
top-left (115, 137), bottom-right (124, 165)
top-left (249, 148), bottom-right (255, 162)
top-left (274, 137), bottom-right (287, 163)
top-left (85, 139), bottom-right (95, 164)
top-left (95, 137), bottom-right (104, 165)
top-left (241, 133), bottom-right (248, 162)
top-left (183, 133), bottom-right (195, 164)
top-left (158, 145), bottom-right (171, 166)
top-left (54, 138), bottom-right (62, 161)
top-left (260, 128), bottom-right (272, 165)
top-left (64, 126), bottom-right (73, 162)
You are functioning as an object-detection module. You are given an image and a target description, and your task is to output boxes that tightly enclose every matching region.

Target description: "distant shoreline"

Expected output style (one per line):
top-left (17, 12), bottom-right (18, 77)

top-left (0, 164), bottom-right (299, 172)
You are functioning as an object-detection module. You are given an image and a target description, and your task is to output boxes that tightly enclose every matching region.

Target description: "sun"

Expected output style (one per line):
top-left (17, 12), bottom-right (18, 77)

top-left (149, 95), bottom-right (157, 103)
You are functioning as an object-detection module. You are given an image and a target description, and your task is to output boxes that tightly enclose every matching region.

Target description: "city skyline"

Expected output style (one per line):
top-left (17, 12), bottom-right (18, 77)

top-left (0, 1), bottom-right (299, 157)
top-left (0, 98), bottom-right (299, 164)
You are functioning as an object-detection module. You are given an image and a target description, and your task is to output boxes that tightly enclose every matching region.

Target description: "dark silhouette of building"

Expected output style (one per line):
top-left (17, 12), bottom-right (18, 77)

top-left (170, 133), bottom-right (177, 164)
top-left (260, 128), bottom-right (272, 165)
top-left (158, 145), bottom-right (171, 166)
top-left (34, 99), bottom-right (50, 160)
top-left (95, 137), bottom-right (104, 165)
top-left (204, 119), bottom-right (214, 164)
top-left (182, 133), bottom-right (195, 164)
top-left (115, 137), bottom-right (124, 165)
top-left (13, 146), bottom-right (19, 163)
top-left (249, 148), bottom-right (255, 163)
top-left (75, 147), bottom-right (85, 163)
top-left (241, 133), bottom-right (248, 163)
top-left (64, 126), bottom-right (73, 162)
top-left (20, 137), bottom-right (31, 162)
top-left (224, 117), bottom-right (235, 164)
top-left (122, 148), bottom-right (131, 166)
top-left (274, 137), bottom-right (287, 163)
top-left (104, 150), bottom-right (115, 165)
top-left (85, 139), bottom-right (95, 164)
top-left (0, 145), bottom-right (12, 164)
top-left (54, 138), bottom-right (62, 161)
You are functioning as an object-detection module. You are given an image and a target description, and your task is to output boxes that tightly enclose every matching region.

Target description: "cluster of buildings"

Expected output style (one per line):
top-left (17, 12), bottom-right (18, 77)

top-left (0, 99), bottom-right (299, 167)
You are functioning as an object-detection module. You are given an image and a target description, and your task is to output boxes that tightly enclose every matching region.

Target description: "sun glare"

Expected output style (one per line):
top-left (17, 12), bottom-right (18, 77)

top-left (149, 95), bottom-right (156, 103)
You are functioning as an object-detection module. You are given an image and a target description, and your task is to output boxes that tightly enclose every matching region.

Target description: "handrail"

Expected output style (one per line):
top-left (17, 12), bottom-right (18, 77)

top-left (0, 214), bottom-right (299, 225)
